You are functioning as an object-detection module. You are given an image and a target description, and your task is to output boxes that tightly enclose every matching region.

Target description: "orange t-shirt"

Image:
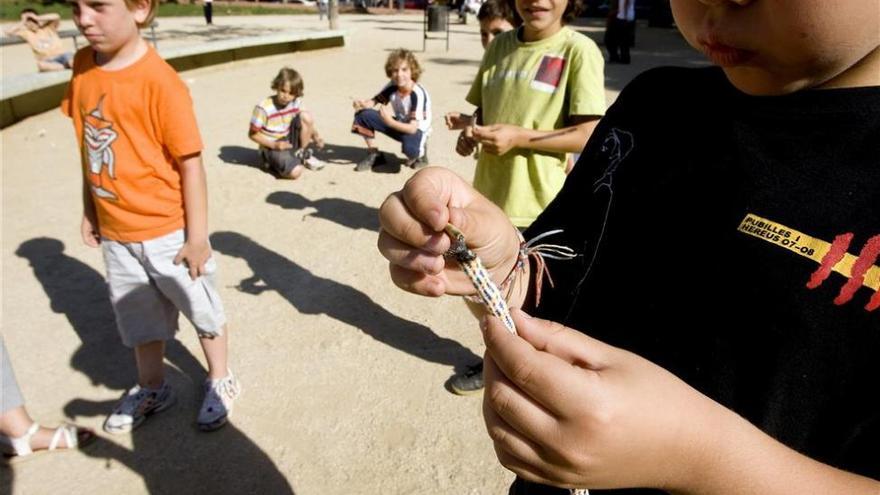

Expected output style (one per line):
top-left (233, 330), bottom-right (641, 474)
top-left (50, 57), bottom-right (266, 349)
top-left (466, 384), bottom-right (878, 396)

top-left (61, 46), bottom-right (203, 242)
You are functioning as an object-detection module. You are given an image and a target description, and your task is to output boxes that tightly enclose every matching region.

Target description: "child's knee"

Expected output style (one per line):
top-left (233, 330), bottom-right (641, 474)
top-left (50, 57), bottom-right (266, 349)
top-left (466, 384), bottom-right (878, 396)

top-left (285, 164), bottom-right (305, 180)
top-left (299, 110), bottom-right (314, 127)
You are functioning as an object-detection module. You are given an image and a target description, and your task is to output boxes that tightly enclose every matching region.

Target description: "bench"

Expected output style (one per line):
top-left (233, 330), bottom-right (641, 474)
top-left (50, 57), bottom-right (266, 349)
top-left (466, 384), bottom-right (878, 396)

top-left (0, 22), bottom-right (159, 49)
top-left (1, 29), bottom-right (346, 128)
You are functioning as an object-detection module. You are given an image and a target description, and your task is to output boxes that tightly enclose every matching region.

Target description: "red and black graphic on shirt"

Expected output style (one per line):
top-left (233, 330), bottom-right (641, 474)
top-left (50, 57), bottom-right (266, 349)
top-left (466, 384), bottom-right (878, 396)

top-left (807, 233), bottom-right (880, 312)
top-left (533, 55), bottom-right (566, 89)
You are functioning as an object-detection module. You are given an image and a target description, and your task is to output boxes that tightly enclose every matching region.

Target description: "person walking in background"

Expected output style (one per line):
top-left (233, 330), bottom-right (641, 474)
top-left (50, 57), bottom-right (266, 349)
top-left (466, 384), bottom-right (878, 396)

top-left (64, 0), bottom-right (240, 434)
top-left (605, 0), bottom-right (636, 63)
top-left (203, 0), bottom-right (213, 25)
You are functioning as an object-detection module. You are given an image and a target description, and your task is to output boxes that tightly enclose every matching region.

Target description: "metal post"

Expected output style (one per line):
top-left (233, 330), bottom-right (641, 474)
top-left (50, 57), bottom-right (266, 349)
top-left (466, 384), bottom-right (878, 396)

top-left (329, 0), bottom-right (339, 29)
top-left (445, 7), bottom-right (449, 51)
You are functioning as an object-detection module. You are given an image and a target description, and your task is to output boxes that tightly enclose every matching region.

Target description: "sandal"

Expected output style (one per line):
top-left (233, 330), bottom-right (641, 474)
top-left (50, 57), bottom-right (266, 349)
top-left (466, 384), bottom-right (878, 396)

top-left (1, 422), bottom-right (96, 465)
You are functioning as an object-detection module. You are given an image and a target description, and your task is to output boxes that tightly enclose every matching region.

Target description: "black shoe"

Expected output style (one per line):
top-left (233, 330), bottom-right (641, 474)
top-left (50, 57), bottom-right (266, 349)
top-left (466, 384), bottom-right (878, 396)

top-left (355, 149), bottom-right (382, 172)
top-left (448, 361), bottom-right (483, 395)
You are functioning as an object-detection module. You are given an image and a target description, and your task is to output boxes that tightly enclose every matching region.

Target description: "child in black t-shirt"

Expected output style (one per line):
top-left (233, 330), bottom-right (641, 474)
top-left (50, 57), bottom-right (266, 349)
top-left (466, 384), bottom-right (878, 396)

top-left (377, 0), bottom-right (880, 494)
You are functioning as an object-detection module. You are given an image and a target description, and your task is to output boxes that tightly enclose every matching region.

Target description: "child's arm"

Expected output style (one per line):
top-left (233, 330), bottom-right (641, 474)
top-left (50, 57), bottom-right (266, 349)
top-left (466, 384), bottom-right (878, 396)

top-left (173, 152), bottom-right (212, 280)
top-left (445, 111), bottom-right (474, 130)
top-left (4, 17), bottom-right (29, 36)
top-left (482, 311), bottom-right (880, 494)
top-left (34, 12), bottom-right (61, 29)
top-left (248, 130), bottom-right (293, 151)
top-left (352, 98), bottom-right (376, 111)
top-left (81, 180), bottom-right (100, 248)
top-left (378, 104), bottom-right (420, 135)
top-left (472, 115), bottom-right (601, 156)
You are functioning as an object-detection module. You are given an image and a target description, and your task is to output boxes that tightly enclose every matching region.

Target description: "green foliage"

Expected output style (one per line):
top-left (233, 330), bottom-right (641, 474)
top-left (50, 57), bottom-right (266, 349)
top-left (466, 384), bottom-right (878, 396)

top-left (0, 0), bottom-right (314, 21)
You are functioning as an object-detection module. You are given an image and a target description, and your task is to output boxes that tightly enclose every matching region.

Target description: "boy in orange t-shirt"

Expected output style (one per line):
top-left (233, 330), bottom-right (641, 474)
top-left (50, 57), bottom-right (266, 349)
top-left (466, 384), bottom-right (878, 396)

top-left (62, 0), bottom-right (240, 433)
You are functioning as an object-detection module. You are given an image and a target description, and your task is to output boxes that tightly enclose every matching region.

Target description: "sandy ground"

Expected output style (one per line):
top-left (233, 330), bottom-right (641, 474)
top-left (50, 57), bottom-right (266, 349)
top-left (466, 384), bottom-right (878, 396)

top-left (1, 13), bottom-right (704, 495)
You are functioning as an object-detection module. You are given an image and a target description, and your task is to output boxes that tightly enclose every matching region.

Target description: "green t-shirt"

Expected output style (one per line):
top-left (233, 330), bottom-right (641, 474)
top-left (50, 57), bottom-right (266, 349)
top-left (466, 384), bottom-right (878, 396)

top-left (466, 26), bottom-right (605, 227)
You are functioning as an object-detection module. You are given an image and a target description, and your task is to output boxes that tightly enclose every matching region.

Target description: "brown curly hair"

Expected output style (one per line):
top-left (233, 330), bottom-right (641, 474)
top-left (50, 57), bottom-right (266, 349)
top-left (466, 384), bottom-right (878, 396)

top-left (384, 49), bottom-right (423, 82)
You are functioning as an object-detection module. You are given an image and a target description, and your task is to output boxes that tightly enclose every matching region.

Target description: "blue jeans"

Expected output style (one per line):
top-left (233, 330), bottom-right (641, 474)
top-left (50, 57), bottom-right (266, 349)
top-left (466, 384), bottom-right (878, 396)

top-left (352, 109), bottom-right (426, 159)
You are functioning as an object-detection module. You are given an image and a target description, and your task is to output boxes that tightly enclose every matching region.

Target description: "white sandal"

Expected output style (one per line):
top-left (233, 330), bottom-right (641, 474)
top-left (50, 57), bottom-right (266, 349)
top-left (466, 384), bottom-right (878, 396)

top-left (1, 422), bottom-right (94, 465)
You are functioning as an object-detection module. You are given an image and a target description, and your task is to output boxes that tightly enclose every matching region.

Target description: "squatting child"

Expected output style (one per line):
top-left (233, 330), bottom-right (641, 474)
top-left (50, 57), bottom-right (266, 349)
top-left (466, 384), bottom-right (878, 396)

top-left (351, 49), bottom-right (432, 171)
top-left (249, 67), bottom-right (326, 180)
top-left (63, 0), bottom-right (240, 433)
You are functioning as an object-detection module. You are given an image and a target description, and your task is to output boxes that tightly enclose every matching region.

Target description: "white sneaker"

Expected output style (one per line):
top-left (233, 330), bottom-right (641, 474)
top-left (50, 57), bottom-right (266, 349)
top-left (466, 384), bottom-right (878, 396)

top-left (297, 148), bottom-right (326, 171)
top-left (197, 370), bottom-right (241, 432)
top-left (104, 383), bottom-right (175, 434)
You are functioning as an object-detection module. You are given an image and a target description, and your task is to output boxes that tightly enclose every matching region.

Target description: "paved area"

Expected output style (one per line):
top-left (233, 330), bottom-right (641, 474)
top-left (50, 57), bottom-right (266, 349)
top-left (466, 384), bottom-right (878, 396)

top-left (1, 13), bottom-right (704, 495)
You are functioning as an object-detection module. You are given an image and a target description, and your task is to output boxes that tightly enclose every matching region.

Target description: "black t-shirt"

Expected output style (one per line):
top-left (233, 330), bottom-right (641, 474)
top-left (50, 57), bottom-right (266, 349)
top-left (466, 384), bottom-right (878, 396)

top-left (514, 67), bottom-right (880, 495)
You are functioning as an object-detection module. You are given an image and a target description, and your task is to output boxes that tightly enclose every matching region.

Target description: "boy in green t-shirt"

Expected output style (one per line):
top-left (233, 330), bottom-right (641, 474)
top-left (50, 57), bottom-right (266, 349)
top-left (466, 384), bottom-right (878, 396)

top-left (448, 0), bottom-right (605, 394)
top-left (456, 0), bottom-right (605, 228)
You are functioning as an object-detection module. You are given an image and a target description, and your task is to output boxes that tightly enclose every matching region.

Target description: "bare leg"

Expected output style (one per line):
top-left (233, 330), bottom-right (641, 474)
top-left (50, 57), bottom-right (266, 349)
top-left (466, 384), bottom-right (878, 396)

top-left (135, 340), bottom-right (166, 388)
top-left (37, 60), bottom-right (65, 72)
top-left (0, 407), bottom-right (90, 450)
top-left (199, 327), bottom-right (229, 380)
top-left (282, 164), bottom-right (305, 180)
top-left (299, 111), bottom-right (315, 150)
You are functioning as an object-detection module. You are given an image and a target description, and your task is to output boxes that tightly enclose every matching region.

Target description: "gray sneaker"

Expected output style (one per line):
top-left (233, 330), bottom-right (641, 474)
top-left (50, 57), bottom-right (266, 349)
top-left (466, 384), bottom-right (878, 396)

top-left (197, 370), bottom-right (241, 432)
top-left (298, 149), bottom-right (326, 171)
top-left (355, 149), bottom-right (383, 172)
top-left (104, 383), bottom-right (176, 434)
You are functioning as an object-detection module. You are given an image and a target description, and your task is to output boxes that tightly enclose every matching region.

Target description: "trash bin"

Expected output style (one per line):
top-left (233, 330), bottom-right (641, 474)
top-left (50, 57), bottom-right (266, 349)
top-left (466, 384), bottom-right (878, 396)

top-left (427, 4), bottom-right (447, 32)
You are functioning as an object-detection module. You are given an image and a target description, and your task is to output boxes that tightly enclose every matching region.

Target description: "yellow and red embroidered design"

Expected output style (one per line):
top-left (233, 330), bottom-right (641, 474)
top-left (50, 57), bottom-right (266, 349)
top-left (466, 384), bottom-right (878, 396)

top-left (738, 214), bottom-right (880, 312)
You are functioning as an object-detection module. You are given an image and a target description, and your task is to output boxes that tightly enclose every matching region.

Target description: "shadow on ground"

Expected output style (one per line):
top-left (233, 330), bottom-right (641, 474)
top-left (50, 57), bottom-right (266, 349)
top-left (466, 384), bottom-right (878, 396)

top-left (211, 231), bottom-right (480, 372)
top-left (218, 145), bottom-right (261, 169)
top-left (13, 238), bottom-right (295, 495)
top-left (266, 191), bottom-right (380, 232)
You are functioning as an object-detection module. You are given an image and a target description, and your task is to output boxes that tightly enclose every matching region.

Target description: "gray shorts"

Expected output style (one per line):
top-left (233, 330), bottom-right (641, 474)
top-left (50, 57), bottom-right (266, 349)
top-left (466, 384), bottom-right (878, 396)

top-left (261, 113), bottom-right (303, 176)
top-left (102, 229), bottom-right (226, 348)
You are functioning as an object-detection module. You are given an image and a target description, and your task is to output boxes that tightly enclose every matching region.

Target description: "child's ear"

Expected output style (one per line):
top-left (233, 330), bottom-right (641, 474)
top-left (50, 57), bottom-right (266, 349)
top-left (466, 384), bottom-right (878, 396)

top-left (132, 0), bottom-right (151, 26)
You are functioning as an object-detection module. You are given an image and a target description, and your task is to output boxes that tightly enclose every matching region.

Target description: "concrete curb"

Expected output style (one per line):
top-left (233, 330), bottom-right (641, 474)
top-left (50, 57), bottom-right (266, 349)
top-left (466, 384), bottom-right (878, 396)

top-left (0, 30), bottom-right (346, 129)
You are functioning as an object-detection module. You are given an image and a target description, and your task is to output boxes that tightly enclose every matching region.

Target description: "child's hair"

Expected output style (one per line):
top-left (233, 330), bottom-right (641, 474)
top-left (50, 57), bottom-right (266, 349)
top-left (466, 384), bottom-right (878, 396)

top-left (505, 0), bottom-right (582, 23)
top-left (20, 8), bottom-right (38, 17)
top-left (271, 67), bottom-right (305, 97)
top-left (478, 0), bottom-right (522, 27)
top-left (122, 0), bottom-right (159, 29)
top-left (384, 49), bottom-right (423, 82)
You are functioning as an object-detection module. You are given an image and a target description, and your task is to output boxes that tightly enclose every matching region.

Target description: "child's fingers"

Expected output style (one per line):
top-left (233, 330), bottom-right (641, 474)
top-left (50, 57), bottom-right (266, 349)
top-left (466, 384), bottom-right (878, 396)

top-left (510, 309), bottom-right (612, 370)
top-left (482, 314), bottom-right (598, 416)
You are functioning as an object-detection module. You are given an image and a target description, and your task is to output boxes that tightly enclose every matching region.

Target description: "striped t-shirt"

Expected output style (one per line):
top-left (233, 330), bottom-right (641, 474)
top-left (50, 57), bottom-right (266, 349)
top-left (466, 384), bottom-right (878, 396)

top-left (373, 82), bottom-right (432, 133)
top-left (249, 96), bottom-right (302, 141)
